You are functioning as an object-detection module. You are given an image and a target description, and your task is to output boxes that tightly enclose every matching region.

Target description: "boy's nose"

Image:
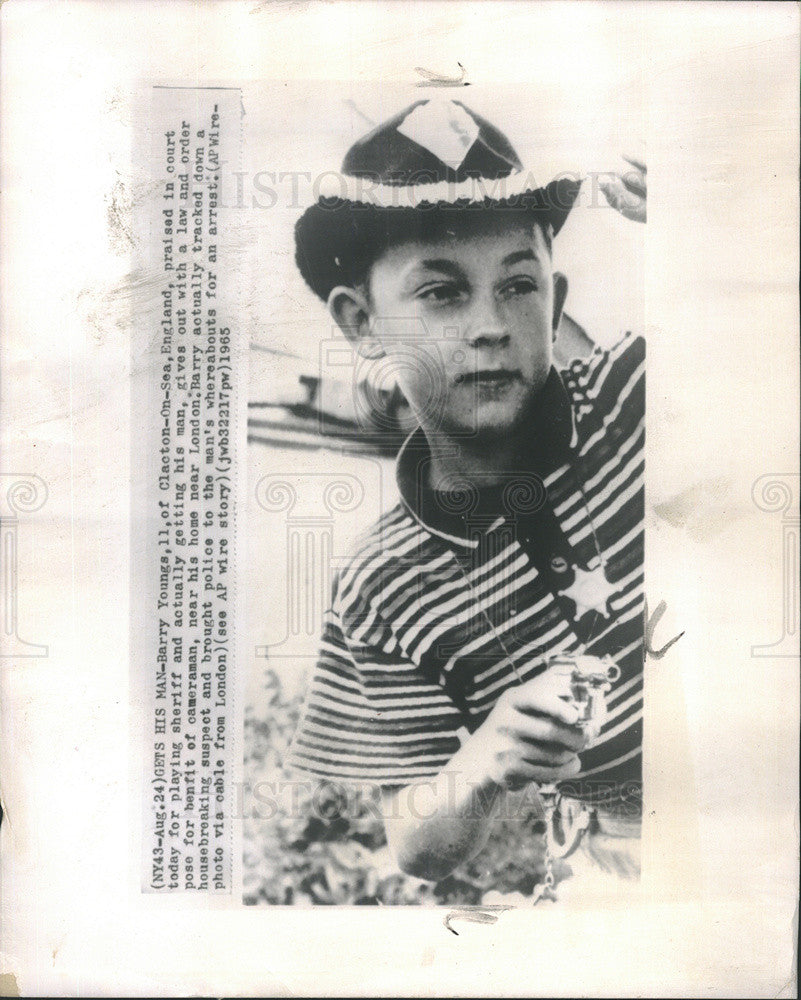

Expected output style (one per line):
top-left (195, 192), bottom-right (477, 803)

top-left (465, 298), bottom-right (509, 349)
top-left (467, 329), bottom-right (510, 350)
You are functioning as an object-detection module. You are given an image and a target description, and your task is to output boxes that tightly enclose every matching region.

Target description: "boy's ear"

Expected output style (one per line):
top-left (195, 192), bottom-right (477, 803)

top-left (551, 271), bottom-right (568, 340)
top-left (327, 286), bottom-right (385, 359)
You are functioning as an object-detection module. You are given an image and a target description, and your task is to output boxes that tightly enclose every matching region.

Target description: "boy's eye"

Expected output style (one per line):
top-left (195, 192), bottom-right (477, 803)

top-left (501, 276), bottom-right (538, 298)
top-left (416, 283), bottom-right (463, 305)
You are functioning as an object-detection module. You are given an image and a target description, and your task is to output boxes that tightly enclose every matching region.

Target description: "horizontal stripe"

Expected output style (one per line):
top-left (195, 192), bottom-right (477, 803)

top-left (575, 745), bottom-right (641, 780)
top-left (569, 474), bottom-right (643, 547)
top-left (559, 448), bottom-right (643, 534)
top-left (553, 424), bottom-right (644, 522)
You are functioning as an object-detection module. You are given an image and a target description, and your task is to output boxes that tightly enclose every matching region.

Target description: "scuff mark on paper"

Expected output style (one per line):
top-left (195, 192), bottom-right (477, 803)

top-left (415, 63), bottom-right (470, 87)
top-left (105, 176), bottom-right (136, 254)
top-left (443, 904), bottom-right (512, 935)
top-left (77, 268), bottom-right (163, 345)
top-left (653, 477), bottom-right (741, 541)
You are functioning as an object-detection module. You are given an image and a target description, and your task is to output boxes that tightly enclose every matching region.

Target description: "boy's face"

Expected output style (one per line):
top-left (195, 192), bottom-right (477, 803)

top-left (363, 219), bottom-right (565, 441)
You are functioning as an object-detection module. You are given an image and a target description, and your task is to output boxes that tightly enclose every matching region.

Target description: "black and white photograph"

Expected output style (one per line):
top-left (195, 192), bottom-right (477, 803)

top-left (243, 86), bottom-right (647, 907)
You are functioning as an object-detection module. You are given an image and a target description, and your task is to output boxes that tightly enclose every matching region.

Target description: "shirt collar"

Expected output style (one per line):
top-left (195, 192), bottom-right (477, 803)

top-left (395, 365), bottom-right (577, 548)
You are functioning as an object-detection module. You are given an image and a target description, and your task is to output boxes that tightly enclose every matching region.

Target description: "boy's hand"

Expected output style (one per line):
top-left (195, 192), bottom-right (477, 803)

top-left (599, 155), bottom-right (647, 223)
top-left (464, 671), bottom-right (589, 791)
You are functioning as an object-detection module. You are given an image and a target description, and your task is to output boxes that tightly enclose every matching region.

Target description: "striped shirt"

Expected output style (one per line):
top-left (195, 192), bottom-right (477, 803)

top-left (286, 333), bottom-right (644, 806)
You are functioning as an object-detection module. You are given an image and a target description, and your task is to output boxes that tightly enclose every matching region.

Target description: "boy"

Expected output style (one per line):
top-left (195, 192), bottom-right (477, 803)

top-left (287, 99), bottom-right (645, 890)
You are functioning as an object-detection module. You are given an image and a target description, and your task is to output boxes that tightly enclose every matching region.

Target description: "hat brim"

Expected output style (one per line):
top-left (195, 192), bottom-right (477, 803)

top-left (294, 176), bottom-right (582, 302)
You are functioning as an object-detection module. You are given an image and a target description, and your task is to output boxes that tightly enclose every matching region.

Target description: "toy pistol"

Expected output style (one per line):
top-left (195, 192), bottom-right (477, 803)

top-left (549, 653), bottom-right (621, 742)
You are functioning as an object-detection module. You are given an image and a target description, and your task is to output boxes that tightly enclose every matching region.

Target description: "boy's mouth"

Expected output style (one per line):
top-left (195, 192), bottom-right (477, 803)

top-left (455, 368), bottom-right (521, 387)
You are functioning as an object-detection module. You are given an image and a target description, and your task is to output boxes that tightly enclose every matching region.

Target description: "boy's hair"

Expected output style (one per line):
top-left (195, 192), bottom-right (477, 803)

top-left (295, 200), bottom-right (556, 303)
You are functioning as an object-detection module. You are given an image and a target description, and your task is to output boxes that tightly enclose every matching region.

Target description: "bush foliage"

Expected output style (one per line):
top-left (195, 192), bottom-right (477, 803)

top-left (244, 667), bottom-right (548, 906)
